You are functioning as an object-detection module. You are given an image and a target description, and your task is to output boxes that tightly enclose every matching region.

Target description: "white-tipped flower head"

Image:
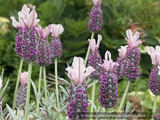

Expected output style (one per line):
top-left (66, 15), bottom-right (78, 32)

top-left (50, 24), bottom-right (64, 59)
top-left (148, 46), bottom-right (160, 95)
top-left (66, 57), bottom-right (95, 85)
top-left (88, 34), bottom-right (102, 79)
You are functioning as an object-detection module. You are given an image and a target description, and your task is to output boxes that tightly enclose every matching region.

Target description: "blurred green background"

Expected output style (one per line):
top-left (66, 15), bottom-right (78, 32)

top-left (0, 0), bottom-right (160, 119)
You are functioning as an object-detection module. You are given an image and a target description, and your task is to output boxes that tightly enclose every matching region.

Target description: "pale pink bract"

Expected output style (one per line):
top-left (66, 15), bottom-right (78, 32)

top-left (65, 57), bottom-right (95, 85)
top-left (19, 71), bottom-right (28, 86)
top-left (36, 25), bottom-right (50, 40)
top-left (89, 34), bottom-right (102, 52)
top-left (92, 0), bottom-right (101, 6)
top-left (50, 24), bottom-right (64, 38)
top-left (10, 4), bottom-right (40, 30)
top-left (148, 46), bottom-right (160, 67)
top-left (100, 51), bottom-right (119, 72)
top-left (118, 45), bottom-right (128, 59)
top-left (125, 29), bottom-right (142, 49)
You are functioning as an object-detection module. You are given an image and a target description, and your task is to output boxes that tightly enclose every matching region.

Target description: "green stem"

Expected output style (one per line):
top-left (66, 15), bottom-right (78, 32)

top-left (117, 81), bottom-right (131, 118)
top-left (55, 59), bottom-right (61, 119)
top-left (84, 32), bottom-right (95, 66)
top-left (12, 58), bottom-right (23, 110)
top-left (151, 95), bottom-right (157, 120)
top-left (17, 107), bottom-right (20, 119)
top-left (90, 80), bottom-right (96, 120)
top-left (43, 67), bottom-right (48, 104)
top-left (24, 63), bottom-right (32, 120)
top-left (36, 67), bottom-right (42, 114)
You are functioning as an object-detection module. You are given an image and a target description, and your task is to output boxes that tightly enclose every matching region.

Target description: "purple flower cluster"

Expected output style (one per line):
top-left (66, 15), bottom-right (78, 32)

top-left (88, 0), bottom-right (103, 33)
top-left (99, 67), bottom-right (118, 108)
top-left (123, 47), bottom-right (141, 81)
top-left (98, 51), bottom-right (118, 108)
top-left (15, 27), bottom-right (37, 63)
top-left (67, 83), bottom-right (88, 120)
top-left (15, 84), bottom-right (27, 108)
top-left (88, 50), bottom-right (102, 79)
top-left (50, 37), bottom-right (62, 59)
top-left (36, 38), bottom-right (52, 66)
top-left (115, 46), bottom-right (127, 79)
top-left (157, 105), bottom-right (160, 120)
top-left (87, 34), bottom-right (102, 80)
top-left (123, 29), bottom-right (142, 81)
top-left (50, 24), bottom-right (64, 59)
top-left (149, 67), bottom-right (160, 95)
top-left (19, 27), bottom-right (38, 63)
top-left (36, 25), bottom-right (52, 66)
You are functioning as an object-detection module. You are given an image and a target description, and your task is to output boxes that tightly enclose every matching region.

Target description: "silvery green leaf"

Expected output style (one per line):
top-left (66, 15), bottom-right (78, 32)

top-left (122, 101), bottom-right (135, 120)
top-left (54, 103), bottom-right (68, 120)
top-left (0, 22), bottom-right (3, 29)
top-left (1, 69), bottom-right (4, 79)
top-left (6, 104), bottom-right (18, 120)
top-left (59, 77), bottom-right (70, 84)
top-left (59, 85), bottom-right (68, 97)
top-left (1, 79), bottom-right (9, 97)
top-left (31, 80), bottom-right (37, 100)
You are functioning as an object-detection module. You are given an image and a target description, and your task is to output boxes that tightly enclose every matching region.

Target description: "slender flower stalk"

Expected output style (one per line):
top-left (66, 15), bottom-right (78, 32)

top-left (36, 67), bottom-right (42, 114)
top-left (12, 58), bottom-right (23, 110)
top-left (24, 63), bottom-right (32, 120)
top-left (152, 96), bottom-right (157, 120)
top-left (90, 80), bottom-right (96, 120)
top-left (117, 81), bottom-right (131, 115)
top-left (43, 67), bottom-right (48, 103)
top-left (84, 33), bottom-right (94, 66)
top-left (66, 57), bottom-right (95, 120)
top-left (55, 59), bottom-right (60, 118)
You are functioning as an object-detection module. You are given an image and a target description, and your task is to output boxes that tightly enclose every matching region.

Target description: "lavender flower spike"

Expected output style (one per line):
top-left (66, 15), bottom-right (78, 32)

top-left (115, 45), bottom-right (128, 79)
top-left (50, 24), bottom-right (64, 59)
top-left (157, 104), bottom-right (160, 119)
top-left (99, 51), bottom-right (118, 109)
top-left (36, 25), bottom-right (52, 66)
top-left (88, 34), bottom-right (102, 79)
top-left (10, 4), bottom-right (40, 63)
top-left (148, 46), bottom-right (160, 95)
top-left (123, 29), bottom-right (142, 81)
top-left (66, 57), bottom-right (95, 120)
top-left (88, 0), bottom-right (103, 33)
top-left (15, 72), bottom-right (28, 108)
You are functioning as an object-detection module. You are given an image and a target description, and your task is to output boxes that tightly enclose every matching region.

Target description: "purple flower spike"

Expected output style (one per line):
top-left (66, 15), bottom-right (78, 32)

top-left (123, 29), bottom-right (142, 81)
top-left (36, 25), bottom-right (52, 66)
top-left (99, 51), bottom-right (118, 109)
top-left (115, 46), bottom-right (127, 79)
top-left (15, 72), bottom-right (28, 108)
top-left (88, 34), bottom-right (102, 79)
top-left (157, 104), bottom-right (160, 120)
top-left (148, 46), bottom-right (160, 95)
top-left (50, 24), bottom-right (64, 59)
top-left (88, 0), bottom-right (103, 33)
top-left (10, 4), bottom-right (40, 63)
top-left (66, 57), bottom-right (95, 120)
